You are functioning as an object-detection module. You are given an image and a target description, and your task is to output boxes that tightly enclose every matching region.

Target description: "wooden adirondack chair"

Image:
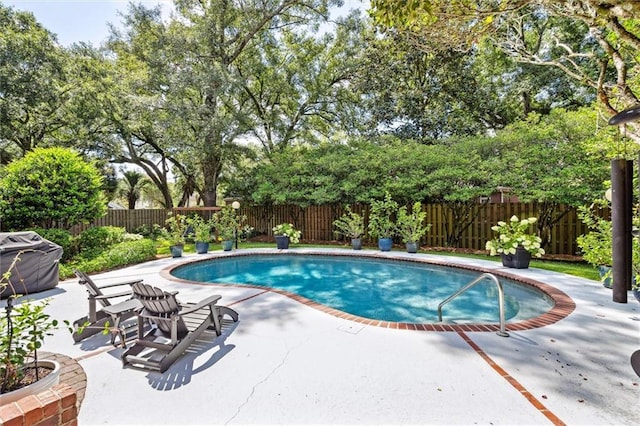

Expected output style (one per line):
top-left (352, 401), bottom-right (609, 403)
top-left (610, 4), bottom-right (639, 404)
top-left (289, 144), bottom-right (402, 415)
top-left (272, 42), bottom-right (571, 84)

top-left (122, 282), bottom-right (238, 373)
top-left (72, 270), bottom-right (143, 346)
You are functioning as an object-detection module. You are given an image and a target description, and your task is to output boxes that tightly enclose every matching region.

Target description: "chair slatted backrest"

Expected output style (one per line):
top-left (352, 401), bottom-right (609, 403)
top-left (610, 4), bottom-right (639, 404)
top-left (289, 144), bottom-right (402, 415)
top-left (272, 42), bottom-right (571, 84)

top-left (131, 282), bottom-right (187, 337)
top-left (74, 270), bottom-right (112, 308)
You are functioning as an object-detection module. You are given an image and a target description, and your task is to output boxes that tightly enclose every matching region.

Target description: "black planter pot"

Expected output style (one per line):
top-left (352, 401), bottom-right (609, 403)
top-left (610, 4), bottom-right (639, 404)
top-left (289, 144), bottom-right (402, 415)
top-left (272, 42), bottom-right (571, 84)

top-left (275, 235), bottom-right (290, 249)
top-left (500, 247), bottom-right (531, 269)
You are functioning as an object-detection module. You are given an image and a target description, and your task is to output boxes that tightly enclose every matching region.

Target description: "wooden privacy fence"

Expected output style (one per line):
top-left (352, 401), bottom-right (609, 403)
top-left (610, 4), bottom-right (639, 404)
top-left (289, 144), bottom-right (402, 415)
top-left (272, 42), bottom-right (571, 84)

top-left (70, 202), bottom-right (597, 256)
top-left (70, 209), bottom-right (169, 235)
top-left (241, 202), bottom-right (594, 256)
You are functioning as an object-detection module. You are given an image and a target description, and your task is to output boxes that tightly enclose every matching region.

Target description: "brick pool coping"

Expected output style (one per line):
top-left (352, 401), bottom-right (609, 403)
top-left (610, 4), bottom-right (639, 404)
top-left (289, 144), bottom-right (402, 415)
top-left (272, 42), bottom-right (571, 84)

top-left (160, 250), bottom-right (576, 333)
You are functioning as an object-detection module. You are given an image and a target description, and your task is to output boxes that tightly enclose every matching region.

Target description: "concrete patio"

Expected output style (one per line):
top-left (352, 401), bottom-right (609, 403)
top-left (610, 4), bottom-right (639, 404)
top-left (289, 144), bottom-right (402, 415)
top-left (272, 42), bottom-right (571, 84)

top-left (29, 249), bottom-right (640, 424)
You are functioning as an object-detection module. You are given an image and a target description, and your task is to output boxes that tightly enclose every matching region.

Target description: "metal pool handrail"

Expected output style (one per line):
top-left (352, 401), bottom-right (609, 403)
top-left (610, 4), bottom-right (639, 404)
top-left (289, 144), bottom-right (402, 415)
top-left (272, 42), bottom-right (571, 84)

top-left (437, 273), bottom-right (509, 337)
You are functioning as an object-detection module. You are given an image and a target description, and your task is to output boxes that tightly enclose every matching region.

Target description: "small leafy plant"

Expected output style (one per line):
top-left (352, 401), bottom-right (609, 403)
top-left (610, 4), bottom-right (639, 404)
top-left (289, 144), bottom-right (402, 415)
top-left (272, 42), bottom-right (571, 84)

top-left (396, 202), bottom-right (431, 244)
top-left (333, 206), bottom-right (365, 239)
top-left (368, 193), bottom-right (398, 239)
top-left (187, 215), bottom-right (213, 243)
top-left (576, 204), bottom-right (612, 267)
top-left (485, 215), bottom-right (545, 257)
top-left (273, 223), bottom-right (301, 244)
top-left (164, 213), bottom-right (188, 246)
top-left (1, 252), bottom-right (61, 394)
top-left (213, 206), bottom-right (245, 241)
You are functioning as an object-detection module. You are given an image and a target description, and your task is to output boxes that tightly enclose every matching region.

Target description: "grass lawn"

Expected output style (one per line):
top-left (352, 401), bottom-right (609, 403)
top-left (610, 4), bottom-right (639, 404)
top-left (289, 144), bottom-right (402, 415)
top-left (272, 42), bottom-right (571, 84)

top-left (160, 240), bottom-right (600, 282)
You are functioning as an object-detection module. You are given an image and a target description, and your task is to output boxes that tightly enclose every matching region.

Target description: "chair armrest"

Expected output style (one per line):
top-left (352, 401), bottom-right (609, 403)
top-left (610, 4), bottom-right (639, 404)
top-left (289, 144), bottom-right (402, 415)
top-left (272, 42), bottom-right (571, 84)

top-left (178, 295), bottom-right (222, 315)
top-left (93, 290), bottom-right (133, 300)
top-left (95, 279), bottom-right (143, 290)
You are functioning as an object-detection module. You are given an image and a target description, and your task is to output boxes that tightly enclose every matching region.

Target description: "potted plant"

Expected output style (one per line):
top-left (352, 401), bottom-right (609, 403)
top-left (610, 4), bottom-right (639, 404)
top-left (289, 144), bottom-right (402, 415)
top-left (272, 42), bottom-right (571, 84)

top-left (368, 193), bottom-right (398, 251)
top-left (485, 215), bottom-right (545, 268)
top-left (212, 206), bottom-right (245, 251)
top-left (396, 202), bottom-right (431, 253)
top-left (577, 208), bottom-right (613, 287)
top-left (187, 215), bottom-right (213, 254)
top-left (272, 223), bottom-right (301, 250)
top-left (165, 213), bottom-right (187, 257)
top-left (333, 206), bottom-right (365, 250)
top-left (1, 254), bottom-right (62, 405)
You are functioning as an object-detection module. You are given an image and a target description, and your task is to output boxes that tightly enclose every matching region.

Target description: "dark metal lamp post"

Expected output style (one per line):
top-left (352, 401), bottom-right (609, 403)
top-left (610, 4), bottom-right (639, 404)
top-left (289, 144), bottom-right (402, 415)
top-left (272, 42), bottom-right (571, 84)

top-left (608, 105), bottom-right (640, 303)
top-left (232, 201), bottom-right (240, 249)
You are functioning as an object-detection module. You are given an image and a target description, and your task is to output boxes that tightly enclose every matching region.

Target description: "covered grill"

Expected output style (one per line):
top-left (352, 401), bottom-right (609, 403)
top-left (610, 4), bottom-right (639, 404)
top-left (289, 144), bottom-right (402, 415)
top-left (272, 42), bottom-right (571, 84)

top-left (0, 231), bottom-right (63, 298)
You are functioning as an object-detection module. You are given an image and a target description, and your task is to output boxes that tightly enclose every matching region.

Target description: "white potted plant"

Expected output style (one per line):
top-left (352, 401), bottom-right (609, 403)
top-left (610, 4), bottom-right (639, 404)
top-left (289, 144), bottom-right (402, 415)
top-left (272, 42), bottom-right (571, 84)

top-left (333, 206), bottom-right (365, 250)
top-left (272, 223), bottom-right (301, 249)
top-left (1, 253), bottom-right (62, 405)
top-left (396, 202), bottom-right (431, 253)
top-left (485, 215), bottom-right (545, 268)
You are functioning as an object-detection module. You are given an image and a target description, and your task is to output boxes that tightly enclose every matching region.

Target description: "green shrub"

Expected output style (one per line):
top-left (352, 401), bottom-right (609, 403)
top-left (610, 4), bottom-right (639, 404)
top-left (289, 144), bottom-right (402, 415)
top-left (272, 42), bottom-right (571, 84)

top-left (132, 224), bottom-right (164, 240)
top-left (60, 239), bottom-right (157, 279)
top-left (0, 147), bottom-right (107, 230)
top-left (77, 226), bottom-right (127, 258)
top-left (29, 228), bottom-right (76, 261)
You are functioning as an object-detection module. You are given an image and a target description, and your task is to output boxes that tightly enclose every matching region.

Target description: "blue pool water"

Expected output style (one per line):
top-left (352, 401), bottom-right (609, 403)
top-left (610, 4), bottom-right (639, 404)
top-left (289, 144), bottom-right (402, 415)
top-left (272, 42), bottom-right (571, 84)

top-left (171, 254), bottom-right (553, 324)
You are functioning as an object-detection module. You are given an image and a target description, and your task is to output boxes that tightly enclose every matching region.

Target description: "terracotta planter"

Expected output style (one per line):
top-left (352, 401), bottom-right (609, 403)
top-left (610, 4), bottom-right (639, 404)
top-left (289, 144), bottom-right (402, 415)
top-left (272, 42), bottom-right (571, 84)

top-left (500, 247), bottom-right (531, 269)
top-left (0, 360), bottom-right (61, 405)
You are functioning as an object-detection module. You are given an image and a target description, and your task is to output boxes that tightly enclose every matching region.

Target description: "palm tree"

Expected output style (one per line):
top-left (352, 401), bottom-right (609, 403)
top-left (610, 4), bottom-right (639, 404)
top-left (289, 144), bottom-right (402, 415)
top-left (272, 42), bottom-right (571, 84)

top-left (119, 170), bottom-right (149, 209)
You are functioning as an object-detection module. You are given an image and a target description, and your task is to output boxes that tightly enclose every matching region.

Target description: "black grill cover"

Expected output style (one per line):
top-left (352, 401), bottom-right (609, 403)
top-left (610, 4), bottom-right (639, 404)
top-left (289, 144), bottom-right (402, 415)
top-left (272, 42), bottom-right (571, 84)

top-left (0, 232), bottom-right (63, 298)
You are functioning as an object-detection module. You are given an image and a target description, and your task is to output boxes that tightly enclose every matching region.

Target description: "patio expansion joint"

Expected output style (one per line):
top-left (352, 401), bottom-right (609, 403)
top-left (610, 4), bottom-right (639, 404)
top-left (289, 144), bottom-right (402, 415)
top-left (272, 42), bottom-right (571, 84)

top-left (457, 331), bottom-right (567, 426)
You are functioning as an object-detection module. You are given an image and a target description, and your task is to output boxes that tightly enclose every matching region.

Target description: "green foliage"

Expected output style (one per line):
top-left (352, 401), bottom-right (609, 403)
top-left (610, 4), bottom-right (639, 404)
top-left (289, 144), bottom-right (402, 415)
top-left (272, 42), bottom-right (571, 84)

top-left (396, 202), bottom-right (431, 243)
top-left (28, 228), bottom-right (75, 261)
top-left (132, 224), bottom-right (165, 240)
top-left (0, 147), bottom-right (107, 230)
top-left (212, 207), bottom-right (245, 241)
top-left (0, 5), bottom-right (68, 157)
top-left (164, 213), bottom-right (188, 246)
top-left (485, 216), bottom-right (545, 257)
top-left (368, 193), bottom-right (399, 239)
top-left (119, 170), bottom-right (150, 209)
top-left (1, 252), bottom-right (60, 393)
top-left (576, 204), bottom-right (612, 267)
top-left (187, 215), bottom-right (213, 243)
top-left (59, 239), bottom-right (157, 279)
top-left (333, 206), bottom-right (365, 239)
top-left (76, 226), bottom-right (127, 258)
top-left (272, 223), bottom-right (302, 244)
top-left (370, 1), bottom-right (638, 117)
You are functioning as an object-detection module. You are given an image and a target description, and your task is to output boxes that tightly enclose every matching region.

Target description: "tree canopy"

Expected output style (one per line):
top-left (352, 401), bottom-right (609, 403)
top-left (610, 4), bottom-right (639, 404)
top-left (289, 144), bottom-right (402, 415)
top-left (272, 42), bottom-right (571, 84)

top-left (370, 0), bottom-right (640, 138)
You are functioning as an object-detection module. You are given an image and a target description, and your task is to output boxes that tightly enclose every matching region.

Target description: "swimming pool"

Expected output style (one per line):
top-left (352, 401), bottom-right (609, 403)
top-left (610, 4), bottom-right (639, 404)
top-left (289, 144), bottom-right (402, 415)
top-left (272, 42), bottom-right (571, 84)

top-left (170, 253), bottom-right (556, 324)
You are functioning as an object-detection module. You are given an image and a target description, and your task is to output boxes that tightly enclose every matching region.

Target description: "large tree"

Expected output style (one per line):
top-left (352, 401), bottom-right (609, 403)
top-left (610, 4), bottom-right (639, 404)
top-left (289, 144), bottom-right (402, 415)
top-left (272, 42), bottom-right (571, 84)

top-left (0, 5), bottom-right (68, 160)
top-left (370, 0), bottom-right (640, 138)
top-left (107, 0), bottom-right (367, 207)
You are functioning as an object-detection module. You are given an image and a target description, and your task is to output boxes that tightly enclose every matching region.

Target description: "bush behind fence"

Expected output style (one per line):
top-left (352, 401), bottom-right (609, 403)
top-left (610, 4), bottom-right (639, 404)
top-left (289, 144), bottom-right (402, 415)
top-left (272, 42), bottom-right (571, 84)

top-left (69, 202), bottom-right (595, 256)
